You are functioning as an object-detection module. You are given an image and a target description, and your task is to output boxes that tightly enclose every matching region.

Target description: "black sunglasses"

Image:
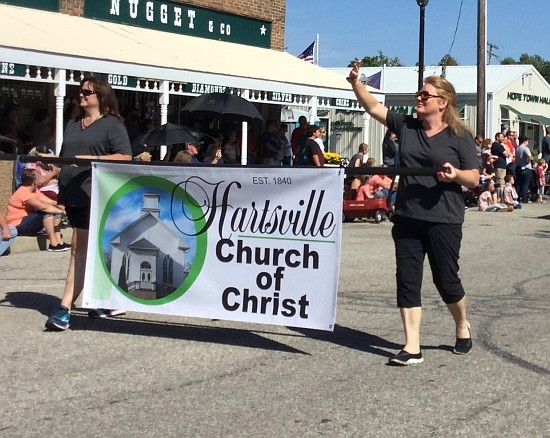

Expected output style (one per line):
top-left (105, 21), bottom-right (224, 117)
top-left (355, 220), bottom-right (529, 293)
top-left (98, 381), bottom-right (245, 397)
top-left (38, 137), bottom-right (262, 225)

top-left (415, 91), bottom-right (442, 101)
top-left (80, 89), bottom-right (96, 97)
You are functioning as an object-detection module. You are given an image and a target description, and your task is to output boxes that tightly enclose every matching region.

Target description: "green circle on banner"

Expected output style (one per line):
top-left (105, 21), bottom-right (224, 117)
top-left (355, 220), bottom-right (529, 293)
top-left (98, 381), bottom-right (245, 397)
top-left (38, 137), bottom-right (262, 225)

top-left (98, 175), bottom-right (207, 305)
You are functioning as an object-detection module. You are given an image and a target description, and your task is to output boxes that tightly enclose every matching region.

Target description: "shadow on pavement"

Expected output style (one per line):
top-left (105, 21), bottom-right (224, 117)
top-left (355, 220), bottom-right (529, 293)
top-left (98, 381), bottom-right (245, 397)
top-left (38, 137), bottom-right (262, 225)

top-left (49, 312), bottom-right (307, 354)
top-left (290, 325), bottom-right (402, 358)
top-left (290, 325), bottom-right (454, 358)
top-left (0, 291), bottom-right (61, 316)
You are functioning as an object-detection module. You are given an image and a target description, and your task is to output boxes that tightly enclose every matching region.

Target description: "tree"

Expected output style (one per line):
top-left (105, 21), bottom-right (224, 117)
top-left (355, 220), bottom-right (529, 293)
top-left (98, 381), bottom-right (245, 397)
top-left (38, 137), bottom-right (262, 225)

top-left (348, 50), bottom-right (403, 68)
top-left (500, 53), bottom-right (550, 84)
top-left (439, 54), bottom-right (458, 66)
top-left (500, 57), bottom-right (516, 65)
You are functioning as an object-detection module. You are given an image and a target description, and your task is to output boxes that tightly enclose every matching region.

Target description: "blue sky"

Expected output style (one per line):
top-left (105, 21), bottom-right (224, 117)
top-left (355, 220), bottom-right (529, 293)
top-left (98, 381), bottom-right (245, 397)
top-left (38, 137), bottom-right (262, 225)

top-left (285, 0), bottom-right (550, 68)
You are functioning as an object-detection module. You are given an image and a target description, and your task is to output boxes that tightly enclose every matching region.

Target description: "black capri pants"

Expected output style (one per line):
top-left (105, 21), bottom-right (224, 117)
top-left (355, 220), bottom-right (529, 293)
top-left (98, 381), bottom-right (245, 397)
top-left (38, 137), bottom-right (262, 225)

top-left (391, 215), bottom-right (465, 308)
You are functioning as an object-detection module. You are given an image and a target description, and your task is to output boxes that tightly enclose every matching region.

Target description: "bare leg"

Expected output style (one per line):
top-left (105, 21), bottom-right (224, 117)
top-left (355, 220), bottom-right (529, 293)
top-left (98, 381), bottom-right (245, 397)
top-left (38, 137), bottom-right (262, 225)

top-left (53, 216), bottom-right (65, 245)
top-left (60, 228), bottom-right (89, 309)
top-left (446, 297), bottom-right (470, 338)
top-left (400, 306), bottom-right (422, 354)
top-left (42, 216), bottom-right (61, 246)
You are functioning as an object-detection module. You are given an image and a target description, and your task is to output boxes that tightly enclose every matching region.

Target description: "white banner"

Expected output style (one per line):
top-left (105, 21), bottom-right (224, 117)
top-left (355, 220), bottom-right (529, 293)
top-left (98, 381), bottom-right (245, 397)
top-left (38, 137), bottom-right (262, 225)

top-left (83, 163), bottom-right (344, 331)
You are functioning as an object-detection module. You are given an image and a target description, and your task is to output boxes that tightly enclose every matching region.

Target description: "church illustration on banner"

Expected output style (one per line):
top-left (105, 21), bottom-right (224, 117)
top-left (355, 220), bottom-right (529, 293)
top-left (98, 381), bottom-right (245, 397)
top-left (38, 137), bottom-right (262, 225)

top-left (108, 193), bottom-right (191, 300)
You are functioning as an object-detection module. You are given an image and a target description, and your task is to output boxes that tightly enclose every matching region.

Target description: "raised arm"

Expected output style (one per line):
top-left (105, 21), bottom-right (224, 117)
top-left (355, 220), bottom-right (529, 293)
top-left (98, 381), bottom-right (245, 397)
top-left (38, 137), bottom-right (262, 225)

top-left (347, 62), bottom-right (388, 126)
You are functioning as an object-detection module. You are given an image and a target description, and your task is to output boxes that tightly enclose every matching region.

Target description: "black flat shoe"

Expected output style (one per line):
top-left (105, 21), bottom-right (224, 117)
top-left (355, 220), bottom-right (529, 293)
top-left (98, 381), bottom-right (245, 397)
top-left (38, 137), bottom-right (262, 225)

top-left (453, 323), bottom-right (472, 355)
top-left (388, 349), bottom-right (424, 366)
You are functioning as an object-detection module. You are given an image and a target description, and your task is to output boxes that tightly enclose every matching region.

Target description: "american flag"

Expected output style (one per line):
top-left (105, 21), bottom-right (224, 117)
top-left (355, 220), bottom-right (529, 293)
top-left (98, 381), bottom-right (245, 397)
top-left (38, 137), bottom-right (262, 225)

top-left (297, 41), bottom-right (315, 63)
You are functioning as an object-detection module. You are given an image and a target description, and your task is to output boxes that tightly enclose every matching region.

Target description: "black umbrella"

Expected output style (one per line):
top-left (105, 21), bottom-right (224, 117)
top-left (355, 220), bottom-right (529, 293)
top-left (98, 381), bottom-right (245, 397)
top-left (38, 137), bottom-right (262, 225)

top-left (133, 123), bottom-right (203, 150)
top-left (0, 135), bottom-right (17, 144)
top-left (181, 92), bottom-right (264, 121)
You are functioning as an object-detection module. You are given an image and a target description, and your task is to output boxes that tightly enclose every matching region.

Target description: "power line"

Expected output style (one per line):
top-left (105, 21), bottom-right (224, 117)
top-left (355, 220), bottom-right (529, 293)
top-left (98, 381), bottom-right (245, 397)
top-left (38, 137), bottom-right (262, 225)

top-left (444, 0), bottom-right (464, 61)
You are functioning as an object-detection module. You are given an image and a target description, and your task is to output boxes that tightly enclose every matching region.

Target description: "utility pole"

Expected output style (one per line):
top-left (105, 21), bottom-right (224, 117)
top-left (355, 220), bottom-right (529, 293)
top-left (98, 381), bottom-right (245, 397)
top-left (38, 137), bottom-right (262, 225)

top-left (477, 0), bottom-right (486, 137)
top-left (416, 0), bottom-right (429, 91)
top-left (487, 42), bottom-right (499, 65)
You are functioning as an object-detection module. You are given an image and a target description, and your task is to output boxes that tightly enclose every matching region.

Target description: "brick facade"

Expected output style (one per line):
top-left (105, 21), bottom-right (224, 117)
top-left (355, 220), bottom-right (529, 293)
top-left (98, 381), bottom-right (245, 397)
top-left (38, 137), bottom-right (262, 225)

top-left (58, 0), bottom-right (83, 16)
top-left (58, 0), bottom-right (286, 50)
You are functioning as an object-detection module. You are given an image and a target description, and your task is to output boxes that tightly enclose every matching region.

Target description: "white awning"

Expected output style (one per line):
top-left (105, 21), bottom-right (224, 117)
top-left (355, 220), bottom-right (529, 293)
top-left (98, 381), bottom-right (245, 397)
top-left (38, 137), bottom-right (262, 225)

top-left (0, 4), bottom-right (381, 102)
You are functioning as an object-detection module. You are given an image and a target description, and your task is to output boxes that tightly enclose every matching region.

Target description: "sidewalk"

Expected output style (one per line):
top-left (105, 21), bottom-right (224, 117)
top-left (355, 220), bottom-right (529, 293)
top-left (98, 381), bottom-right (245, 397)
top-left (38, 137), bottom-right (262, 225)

top-left (5, 226), bottom-right (72, 254)
top-left (1, 203), bottom-right (549, 437)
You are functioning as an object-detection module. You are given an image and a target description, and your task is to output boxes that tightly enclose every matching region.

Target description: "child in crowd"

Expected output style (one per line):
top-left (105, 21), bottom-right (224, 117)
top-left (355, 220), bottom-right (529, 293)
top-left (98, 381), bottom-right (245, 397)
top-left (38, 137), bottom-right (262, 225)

top-left (480, 153), bottom-right (496, 183)
top-left (478, 179), bottom-right (512, 212)
top-left (537, 158), bottom-right (547, 203)
top-left (356, 176), bottom-right (373, 201)
top-left (501, 175), bottom-right (521, 209)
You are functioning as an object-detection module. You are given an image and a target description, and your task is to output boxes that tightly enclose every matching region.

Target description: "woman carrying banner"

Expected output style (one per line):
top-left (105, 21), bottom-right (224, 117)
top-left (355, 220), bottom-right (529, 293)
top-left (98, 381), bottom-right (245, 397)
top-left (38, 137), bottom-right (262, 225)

top-left (45, 76), bottom-right (132, 331)
top-left (347, 62), bottom-right (479, 365)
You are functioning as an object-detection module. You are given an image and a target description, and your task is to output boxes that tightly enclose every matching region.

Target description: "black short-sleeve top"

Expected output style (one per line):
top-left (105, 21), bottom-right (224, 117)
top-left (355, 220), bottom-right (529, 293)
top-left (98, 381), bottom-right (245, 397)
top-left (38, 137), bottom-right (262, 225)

top-left (58, 115), bottom-right (131, 206)
top-left (386, 111), bottom-right (478, 224)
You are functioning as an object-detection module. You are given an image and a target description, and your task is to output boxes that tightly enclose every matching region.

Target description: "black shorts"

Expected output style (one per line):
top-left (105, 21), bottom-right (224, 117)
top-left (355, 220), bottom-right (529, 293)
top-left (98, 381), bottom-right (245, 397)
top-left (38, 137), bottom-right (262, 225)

top-left (65, 206), bottom-right (90, 230)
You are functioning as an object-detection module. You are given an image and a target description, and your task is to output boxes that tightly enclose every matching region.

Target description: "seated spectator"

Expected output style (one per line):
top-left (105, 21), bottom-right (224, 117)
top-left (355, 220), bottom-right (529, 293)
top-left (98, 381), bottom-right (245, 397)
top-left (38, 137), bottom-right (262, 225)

top-left (501, 174), bottom-right (521, 209)
top-left (365, 158), bottom-right (392, 198)
top-left (478, 180), bottom-right (512, 212)
top-left (25, 146), bottom-right (60, 201)
top-left (173, 150), bottom-right (193, 163)
top-left (182, 142), bottom-right (203, 163)
top-left (202, 143), bottom-right (223, 165)
top-left (356, 176), bottom-right (373, 201)
top-left (348, 177), bottom-right (361, 200)
top-left (6, 169), bottom-right (69, 251)
top-left (0, 211), bottom-right (17, 256)
top-left (222, 130), bottom-right (239, 164)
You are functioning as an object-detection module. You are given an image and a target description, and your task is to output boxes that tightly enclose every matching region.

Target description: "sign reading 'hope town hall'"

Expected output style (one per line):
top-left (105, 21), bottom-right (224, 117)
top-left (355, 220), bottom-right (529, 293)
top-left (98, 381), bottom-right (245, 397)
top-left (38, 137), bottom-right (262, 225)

top-left (85, 0), bottom-right (272, 48)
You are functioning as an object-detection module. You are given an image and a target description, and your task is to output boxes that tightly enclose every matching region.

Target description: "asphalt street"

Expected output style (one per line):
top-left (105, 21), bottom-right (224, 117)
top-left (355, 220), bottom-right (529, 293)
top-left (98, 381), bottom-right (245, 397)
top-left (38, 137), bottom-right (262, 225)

top-left (1, 203), bottom-right (549, 437)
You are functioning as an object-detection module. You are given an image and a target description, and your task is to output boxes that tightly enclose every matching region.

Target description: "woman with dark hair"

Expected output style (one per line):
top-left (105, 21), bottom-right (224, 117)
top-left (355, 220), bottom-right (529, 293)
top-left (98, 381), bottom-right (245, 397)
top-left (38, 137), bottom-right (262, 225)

top-left (45, 76), bottom-right (132, 331)
top-left (348, 63), bottom-right (479, 366)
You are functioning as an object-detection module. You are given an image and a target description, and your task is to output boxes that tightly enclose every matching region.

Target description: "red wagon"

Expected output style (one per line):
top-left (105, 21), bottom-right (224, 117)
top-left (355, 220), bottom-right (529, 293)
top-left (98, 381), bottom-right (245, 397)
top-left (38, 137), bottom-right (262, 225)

top-left (342, 197), bottom-right (391, 223)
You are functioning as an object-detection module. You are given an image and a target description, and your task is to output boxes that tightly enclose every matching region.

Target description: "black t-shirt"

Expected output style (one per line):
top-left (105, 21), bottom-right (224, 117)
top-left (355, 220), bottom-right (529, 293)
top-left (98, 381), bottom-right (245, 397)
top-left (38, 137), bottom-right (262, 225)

top-left (386, 111), bottom-right (478, 224)
top-left (490, 141), bottom-right (507, 169)
top-left (306, 139), bottom-right (324, 166)
top-left (58, 115), bottom-right (131, 206)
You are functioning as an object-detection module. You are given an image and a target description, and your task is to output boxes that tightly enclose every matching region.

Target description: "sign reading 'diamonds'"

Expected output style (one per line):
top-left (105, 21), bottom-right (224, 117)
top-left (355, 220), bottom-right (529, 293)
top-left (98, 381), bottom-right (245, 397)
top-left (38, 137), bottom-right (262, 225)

top-left (83, 164), bottom-right (344, 331)
top-left (84, 0), bottom-right (271, 48)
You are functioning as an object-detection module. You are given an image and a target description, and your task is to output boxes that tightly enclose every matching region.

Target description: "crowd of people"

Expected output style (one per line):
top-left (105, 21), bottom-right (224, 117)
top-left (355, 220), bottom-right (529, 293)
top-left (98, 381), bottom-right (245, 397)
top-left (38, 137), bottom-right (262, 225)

top-left (472, 129), bottom-right (548, 212)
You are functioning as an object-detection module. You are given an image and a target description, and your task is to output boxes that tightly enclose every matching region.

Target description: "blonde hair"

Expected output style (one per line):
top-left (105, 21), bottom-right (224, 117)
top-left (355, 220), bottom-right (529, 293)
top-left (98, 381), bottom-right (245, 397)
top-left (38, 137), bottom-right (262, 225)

top-left (173, 150), bottom-right (192, 163)
top-left (424, 76), bottom-right (470, 137)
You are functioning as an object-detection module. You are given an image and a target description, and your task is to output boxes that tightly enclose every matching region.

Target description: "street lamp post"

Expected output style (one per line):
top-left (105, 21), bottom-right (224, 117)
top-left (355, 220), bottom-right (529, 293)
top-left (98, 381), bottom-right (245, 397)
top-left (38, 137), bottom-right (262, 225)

top-left (416, 0), bottom-right (429, 91)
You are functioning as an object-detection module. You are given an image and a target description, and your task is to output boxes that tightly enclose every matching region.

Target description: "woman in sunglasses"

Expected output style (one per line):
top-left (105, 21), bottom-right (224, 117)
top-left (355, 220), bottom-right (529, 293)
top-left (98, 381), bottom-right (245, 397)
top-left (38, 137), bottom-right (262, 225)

top-left (45, 76), bottom-right (132, 331)
top-left (348, 62), bottom-right (479, 366)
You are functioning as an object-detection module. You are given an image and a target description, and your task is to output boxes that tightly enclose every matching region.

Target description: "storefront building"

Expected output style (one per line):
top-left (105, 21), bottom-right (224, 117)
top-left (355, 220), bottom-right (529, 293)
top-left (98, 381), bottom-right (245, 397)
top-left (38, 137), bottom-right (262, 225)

top-left (330, 64), bottom-right (550, 158)
top-left (0, 0), bottom-right (383, 207)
